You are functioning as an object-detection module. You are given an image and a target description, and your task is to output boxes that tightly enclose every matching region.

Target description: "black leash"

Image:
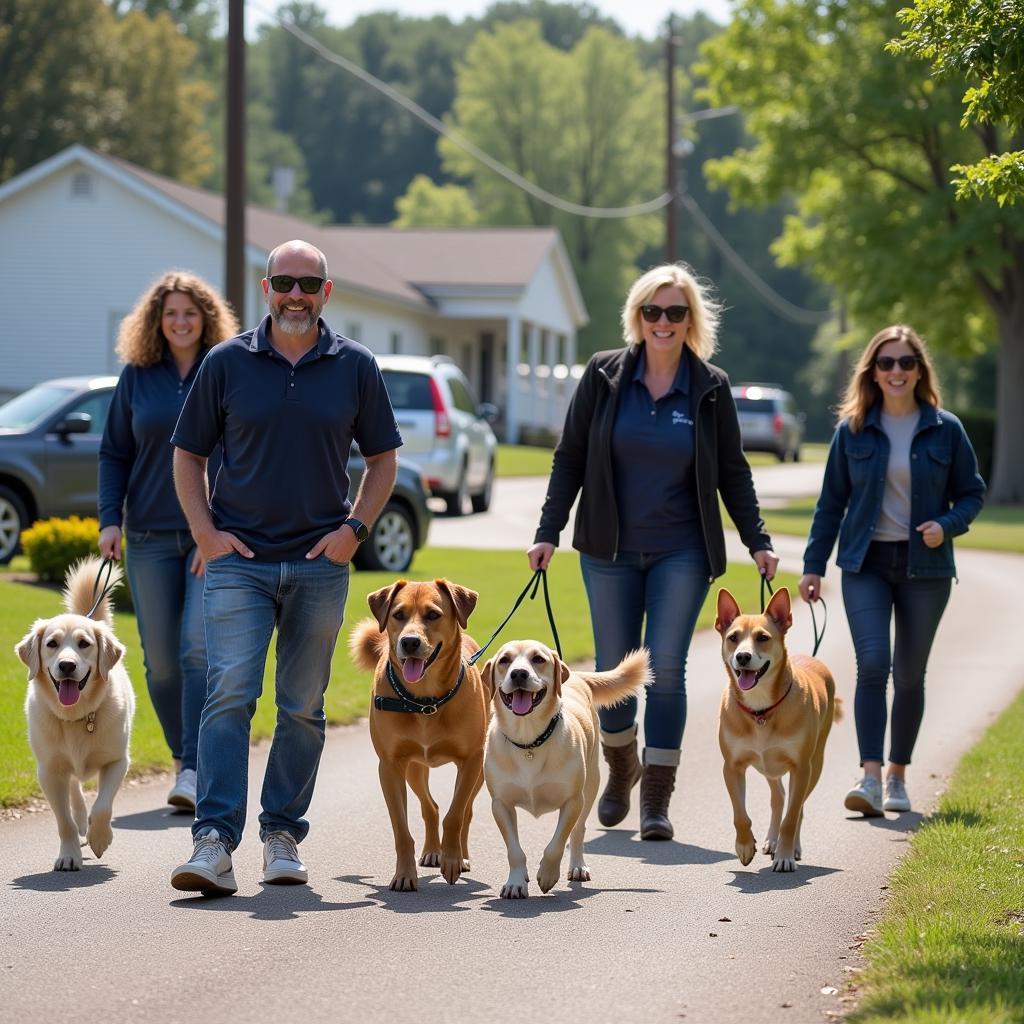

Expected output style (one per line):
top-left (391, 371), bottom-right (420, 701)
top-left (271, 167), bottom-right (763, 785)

top-left (468, 569), bottom-right (562, 667)
top-left (85, 558), bottom-right (118, 618)
top-left (759, 570), bottom-right (827, 658)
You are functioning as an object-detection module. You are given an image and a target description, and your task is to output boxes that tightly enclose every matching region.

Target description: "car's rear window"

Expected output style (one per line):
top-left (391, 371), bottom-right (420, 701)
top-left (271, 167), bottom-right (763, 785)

top-left (382, 370), bottom-right (433, 411)
top-left (734, 397), bottom-right (776, 413)
top-left (0, 385), bottom-right (76, 429)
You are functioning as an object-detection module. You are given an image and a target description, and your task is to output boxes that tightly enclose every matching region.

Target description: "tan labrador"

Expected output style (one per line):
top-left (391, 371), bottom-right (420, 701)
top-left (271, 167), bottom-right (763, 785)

top-left (15, 558), bottom-right (135, 871)
top-left (716, 587), bottom-right (842, 872)
top-left (482, 640), bottom-right (651, 898)
top-left (349, 578), bottom-right (490, 892)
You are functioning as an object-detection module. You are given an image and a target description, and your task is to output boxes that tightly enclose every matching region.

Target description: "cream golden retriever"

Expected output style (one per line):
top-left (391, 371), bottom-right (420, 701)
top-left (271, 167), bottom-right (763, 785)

top-left (15, 558), bottom-right (135, 871)
top-left (482, 640), bottom-right (651, 898)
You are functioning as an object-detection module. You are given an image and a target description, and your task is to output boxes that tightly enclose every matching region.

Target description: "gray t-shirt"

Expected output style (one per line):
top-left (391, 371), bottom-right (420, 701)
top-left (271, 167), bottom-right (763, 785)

top-left (873, 408), bottom-right (918, 542)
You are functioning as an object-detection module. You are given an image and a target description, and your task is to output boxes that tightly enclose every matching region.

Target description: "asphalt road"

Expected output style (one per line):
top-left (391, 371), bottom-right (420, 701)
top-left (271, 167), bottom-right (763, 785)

top-left (3, 464), bottom-right (1019, 1024)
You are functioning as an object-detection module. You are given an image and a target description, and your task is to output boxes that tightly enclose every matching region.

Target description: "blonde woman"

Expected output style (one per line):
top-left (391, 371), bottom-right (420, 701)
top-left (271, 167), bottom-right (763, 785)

top-left (98, 271), bottom-right (238, 811)
top-left (528, 262), bottom-right (777, 840)
top-left (800, 325), bottom-right (985, 817)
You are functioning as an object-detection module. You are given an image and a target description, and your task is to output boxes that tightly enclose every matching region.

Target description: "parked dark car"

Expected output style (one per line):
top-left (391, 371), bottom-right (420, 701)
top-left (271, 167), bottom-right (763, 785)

top-left (0, 376), bottom-right (431, 571)
top-left (731, 383), bottom-right (805, 462)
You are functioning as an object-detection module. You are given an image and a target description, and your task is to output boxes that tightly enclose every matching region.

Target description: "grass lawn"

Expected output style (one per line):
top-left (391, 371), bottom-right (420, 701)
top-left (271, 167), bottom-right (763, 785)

top-left (849, 687), bottom-right (1024, 1023)
top-left (760, 498), bottom-right (1024, 556)
top-left (0, 549), bottom-right (797, 806)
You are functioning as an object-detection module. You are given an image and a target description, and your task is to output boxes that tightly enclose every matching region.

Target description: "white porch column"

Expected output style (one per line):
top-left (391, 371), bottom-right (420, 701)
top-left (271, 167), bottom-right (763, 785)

top-left (564, 329), bottom-right (577, 371)
top-left (505, 314), bottom-right (521, 444)
top-left (543, 329), bottom-right (559, 430)
top-left (526, 322), bottom-right (541, 434)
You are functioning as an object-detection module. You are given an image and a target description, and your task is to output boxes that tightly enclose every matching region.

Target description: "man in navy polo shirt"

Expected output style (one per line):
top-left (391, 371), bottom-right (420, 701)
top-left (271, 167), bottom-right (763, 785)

top-left (169, 239), bottom-right (401, 895)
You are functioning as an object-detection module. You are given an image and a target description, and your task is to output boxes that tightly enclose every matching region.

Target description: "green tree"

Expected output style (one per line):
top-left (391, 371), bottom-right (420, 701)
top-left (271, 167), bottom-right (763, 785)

top-left (700, 0), bottom-right (1024, 502)
top-left (888, 0), bottom-right (1024, 205)
top-left (436, 21), bottom-right (663, 354)
top-left (393, 175), bottom-right (480, 226)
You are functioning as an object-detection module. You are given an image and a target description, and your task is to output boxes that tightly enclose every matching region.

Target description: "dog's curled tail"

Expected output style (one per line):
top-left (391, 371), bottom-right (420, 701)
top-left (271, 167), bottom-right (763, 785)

top-left (575, 648), bottom-right (653, 709)
top-left (349, 618), bottom-right (389, 672)
top-left (63, 557), bottom-right (123, 625)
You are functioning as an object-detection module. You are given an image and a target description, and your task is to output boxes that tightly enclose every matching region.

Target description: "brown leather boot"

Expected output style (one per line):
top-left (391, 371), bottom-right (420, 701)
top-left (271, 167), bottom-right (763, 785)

top-left (640, 763), bottom-right (677, 840)
top-left (597, 737), bottom-right (642, 827)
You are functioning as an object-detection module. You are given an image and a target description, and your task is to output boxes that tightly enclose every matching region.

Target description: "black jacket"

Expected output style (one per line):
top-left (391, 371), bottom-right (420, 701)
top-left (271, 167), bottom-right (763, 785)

top-left (534, 344), bottom-right (772, 579)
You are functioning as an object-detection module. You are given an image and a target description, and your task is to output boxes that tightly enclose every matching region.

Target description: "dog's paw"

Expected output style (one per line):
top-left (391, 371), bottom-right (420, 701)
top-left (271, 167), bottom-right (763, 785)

top-left (795, 845), bottom-right (802, 861)
top-left (736, 838), bottom-right (757, 866)
top-left (389, 870), bottom-right (419, 892)
top-left (419, 850), bottom-right (441, 868)
top-left (500, 872), bottom-right (529, 899)
top-left (762, 836), bottom-right (778, 856)
top-left (772, 855), bottom-right (797, 872)
top-left (536, 856), bottom-right (561, 894)
top-left (87, 814), bottom-right (113, 859)
top-left (440, 854), bottom-right (463, 885)
top-left (54, 843), bottom-right (83, 872)
top-left (567, 864), bottom-right (591, 882)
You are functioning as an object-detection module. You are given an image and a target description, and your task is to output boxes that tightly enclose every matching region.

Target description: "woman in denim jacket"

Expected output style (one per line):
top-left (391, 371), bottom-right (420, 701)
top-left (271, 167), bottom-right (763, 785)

top-left (800, 325), bottom-right (985, 817)
top-left (98, 272), bottom-right (238, 810)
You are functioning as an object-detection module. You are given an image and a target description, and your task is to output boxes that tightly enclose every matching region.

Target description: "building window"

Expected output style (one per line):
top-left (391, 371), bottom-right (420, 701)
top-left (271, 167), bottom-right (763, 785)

top-left (70, 171), bottom-right (93, 199)
top-left (389, 331), bottom-right (402, 354)
top-left (429, 335), bottom-right (445, 357)
top-left (345, 321), bottom-right (362, 342)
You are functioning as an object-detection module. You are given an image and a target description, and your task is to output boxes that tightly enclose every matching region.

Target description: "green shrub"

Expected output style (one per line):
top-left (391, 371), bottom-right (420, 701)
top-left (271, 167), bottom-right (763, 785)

top-left (20, 516), bottom-right (133, 610)
top-left (951, 408), bottom-right (995, 483)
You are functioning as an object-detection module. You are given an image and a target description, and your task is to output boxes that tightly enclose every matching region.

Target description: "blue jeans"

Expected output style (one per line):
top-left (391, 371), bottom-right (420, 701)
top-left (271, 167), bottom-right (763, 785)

top-left (841, 541), bottom-right (951, 766)
top-left (124, 529), bottom-right (207, 771)
top-left (194, 553), bottom-right (349, 850)
top-left (580, 548), bottom-right (710, 762)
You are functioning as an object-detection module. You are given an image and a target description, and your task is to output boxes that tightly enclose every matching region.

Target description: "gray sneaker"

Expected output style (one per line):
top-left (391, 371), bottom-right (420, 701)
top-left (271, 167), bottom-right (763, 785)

top-left (844, 775), bottom-right (884, 817)
top-left (262, 831), bottom-right (307, 885)
top-left (171, 829), bottom-right (237, 895)
top-left (883, 776), bottom-right (911, 813)
top-left (167, 768), bottom-right (197, 811)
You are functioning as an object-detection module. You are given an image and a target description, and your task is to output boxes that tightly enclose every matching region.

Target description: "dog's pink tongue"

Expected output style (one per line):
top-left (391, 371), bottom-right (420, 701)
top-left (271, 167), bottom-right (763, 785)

top-left (402, 658), bottom-right (426, 683)
top-left (511, 690), bottom-right (534, 716)
top-left (737, 669), bottom-right (759, 691)
top-left (58, 680), bottom-right (81, 706)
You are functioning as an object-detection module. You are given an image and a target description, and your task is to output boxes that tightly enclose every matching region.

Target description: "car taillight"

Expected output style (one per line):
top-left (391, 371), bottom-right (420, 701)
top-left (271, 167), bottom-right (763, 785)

top-left (773, 414), bottom-right (783, 434)
top-left (429, 377), bottom-right (450, 437)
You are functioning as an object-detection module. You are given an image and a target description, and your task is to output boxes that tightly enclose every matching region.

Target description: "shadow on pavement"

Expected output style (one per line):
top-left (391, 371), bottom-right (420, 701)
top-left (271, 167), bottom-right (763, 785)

top-left (844, 810), bottom-right (925, 833)
top-left (479, 881), bottom-right (660, 918)
top-left (725, 862), bottom-right (841, 893)
top-left (11, 864), bottom-right (117, 891)
top-left (338, 872), bottom-right (491, 913)
top-left (585, 828), bottom-right (733, 866)
top-left (114, 806), bottom-right (194, 831)
top-left (170, 885), bottom-right (375, 920)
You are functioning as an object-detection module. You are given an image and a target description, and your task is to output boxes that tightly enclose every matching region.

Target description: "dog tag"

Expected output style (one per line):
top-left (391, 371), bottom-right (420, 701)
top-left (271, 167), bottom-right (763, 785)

top-left (525, 750), bottom-right (534, 760)
top-left (86, 713), bottom-right (96, 733)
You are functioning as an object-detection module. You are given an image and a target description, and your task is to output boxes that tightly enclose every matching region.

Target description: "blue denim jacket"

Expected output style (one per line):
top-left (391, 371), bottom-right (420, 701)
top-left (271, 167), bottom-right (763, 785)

top-left (802, 403), bottom-right (985, 579)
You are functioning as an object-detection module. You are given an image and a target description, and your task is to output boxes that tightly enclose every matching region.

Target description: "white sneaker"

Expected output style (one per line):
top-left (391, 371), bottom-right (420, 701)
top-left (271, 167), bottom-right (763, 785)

top-left (171, 829), bottom-right (237, 895)
top-left (167, 768), bottom-right (197, 811)
top-left (263, 831), bottom-right (307, 885)
top-left (883, 776), bottom-right (911, 812)
top-left (844, 775), bottom-right (884, 817)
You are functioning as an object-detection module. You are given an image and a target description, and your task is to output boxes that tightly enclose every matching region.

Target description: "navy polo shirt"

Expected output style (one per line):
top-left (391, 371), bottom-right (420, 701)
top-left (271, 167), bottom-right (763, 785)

top-left (99, 348), bottom-right (212, 532)
top-left (611, 348), bottom-right (701, 553)
top-left (171, 316), bottom-right (402, 562)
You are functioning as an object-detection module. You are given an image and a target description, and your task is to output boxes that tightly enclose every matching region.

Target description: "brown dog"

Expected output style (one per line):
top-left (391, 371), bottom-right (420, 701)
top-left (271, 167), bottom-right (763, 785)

top-left (483, 640), bottom-right (651, 898)
top-left (349, 578), bottom-right (490, 892)
top-left (715, 587), bottom-right (842, 872)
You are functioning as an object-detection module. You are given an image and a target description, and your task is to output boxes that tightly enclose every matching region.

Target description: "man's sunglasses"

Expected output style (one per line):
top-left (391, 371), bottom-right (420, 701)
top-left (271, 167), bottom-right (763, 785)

top-left (875, 354), bottom-right (919, 371)
top-left (269, 275), bottom-right (324, 294)
top-left (640, 304), bottom-right (690, 324)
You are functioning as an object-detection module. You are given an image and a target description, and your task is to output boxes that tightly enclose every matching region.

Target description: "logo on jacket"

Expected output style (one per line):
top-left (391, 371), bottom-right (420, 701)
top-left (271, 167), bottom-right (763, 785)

top-left (672, 411), bottom-right (694, 427)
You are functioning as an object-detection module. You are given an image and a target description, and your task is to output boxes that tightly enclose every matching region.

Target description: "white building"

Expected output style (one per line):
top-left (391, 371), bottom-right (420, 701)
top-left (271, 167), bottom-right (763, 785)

top-left (0, 145), bottom-right (588, 442)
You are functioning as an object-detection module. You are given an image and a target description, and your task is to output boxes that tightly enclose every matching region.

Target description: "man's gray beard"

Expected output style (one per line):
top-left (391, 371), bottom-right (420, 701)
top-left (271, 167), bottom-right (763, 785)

top-left (271, 306), bottom-right (318, 335)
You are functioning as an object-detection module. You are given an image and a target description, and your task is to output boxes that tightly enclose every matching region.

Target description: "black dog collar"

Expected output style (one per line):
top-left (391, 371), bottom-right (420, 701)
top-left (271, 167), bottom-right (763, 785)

top-left (503, 710), bottom-right (563, 757)
top-left (375, 660), bottom-right (465, 715)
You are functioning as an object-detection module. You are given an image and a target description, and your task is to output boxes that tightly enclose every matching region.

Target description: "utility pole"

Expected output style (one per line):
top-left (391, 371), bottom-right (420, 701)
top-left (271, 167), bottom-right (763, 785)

top-left (665, 14), bottom-right (678, 263)
top-left (225, 0), bottom-right (246, 320)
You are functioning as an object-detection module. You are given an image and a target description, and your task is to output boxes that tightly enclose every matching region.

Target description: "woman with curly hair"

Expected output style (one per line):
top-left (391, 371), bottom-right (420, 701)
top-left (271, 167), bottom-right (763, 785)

top-left (99, 271), bottom-right (239, 810)
top-left (800, 325), bottom-right (985, 817)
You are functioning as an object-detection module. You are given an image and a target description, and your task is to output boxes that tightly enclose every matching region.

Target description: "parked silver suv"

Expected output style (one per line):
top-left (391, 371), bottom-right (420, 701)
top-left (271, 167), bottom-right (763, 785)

top-left (377, 355), bottom-right (498, 516)
top-left (731, 383), bottom-right (805, 462)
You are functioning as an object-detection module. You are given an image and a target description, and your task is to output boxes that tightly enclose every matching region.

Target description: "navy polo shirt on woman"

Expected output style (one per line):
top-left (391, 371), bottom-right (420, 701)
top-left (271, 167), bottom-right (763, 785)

top-left (171, 316), bottom-right (402, 562)
top-left (99, 348), bottom-right (211, 532)
top-left (611, 348), bottom-right (701, 553)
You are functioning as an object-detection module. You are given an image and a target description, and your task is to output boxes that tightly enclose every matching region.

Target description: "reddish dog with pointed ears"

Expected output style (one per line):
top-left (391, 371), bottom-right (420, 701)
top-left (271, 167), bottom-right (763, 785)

top-left (349, 578), bottom-right (490, 892)
top-left (716, 587), bottom-right (842, 872)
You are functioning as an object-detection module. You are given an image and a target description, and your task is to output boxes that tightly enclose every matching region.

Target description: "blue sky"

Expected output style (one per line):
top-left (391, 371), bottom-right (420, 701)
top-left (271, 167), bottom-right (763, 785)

top-left (249, 1), bottom-right (732, 40)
